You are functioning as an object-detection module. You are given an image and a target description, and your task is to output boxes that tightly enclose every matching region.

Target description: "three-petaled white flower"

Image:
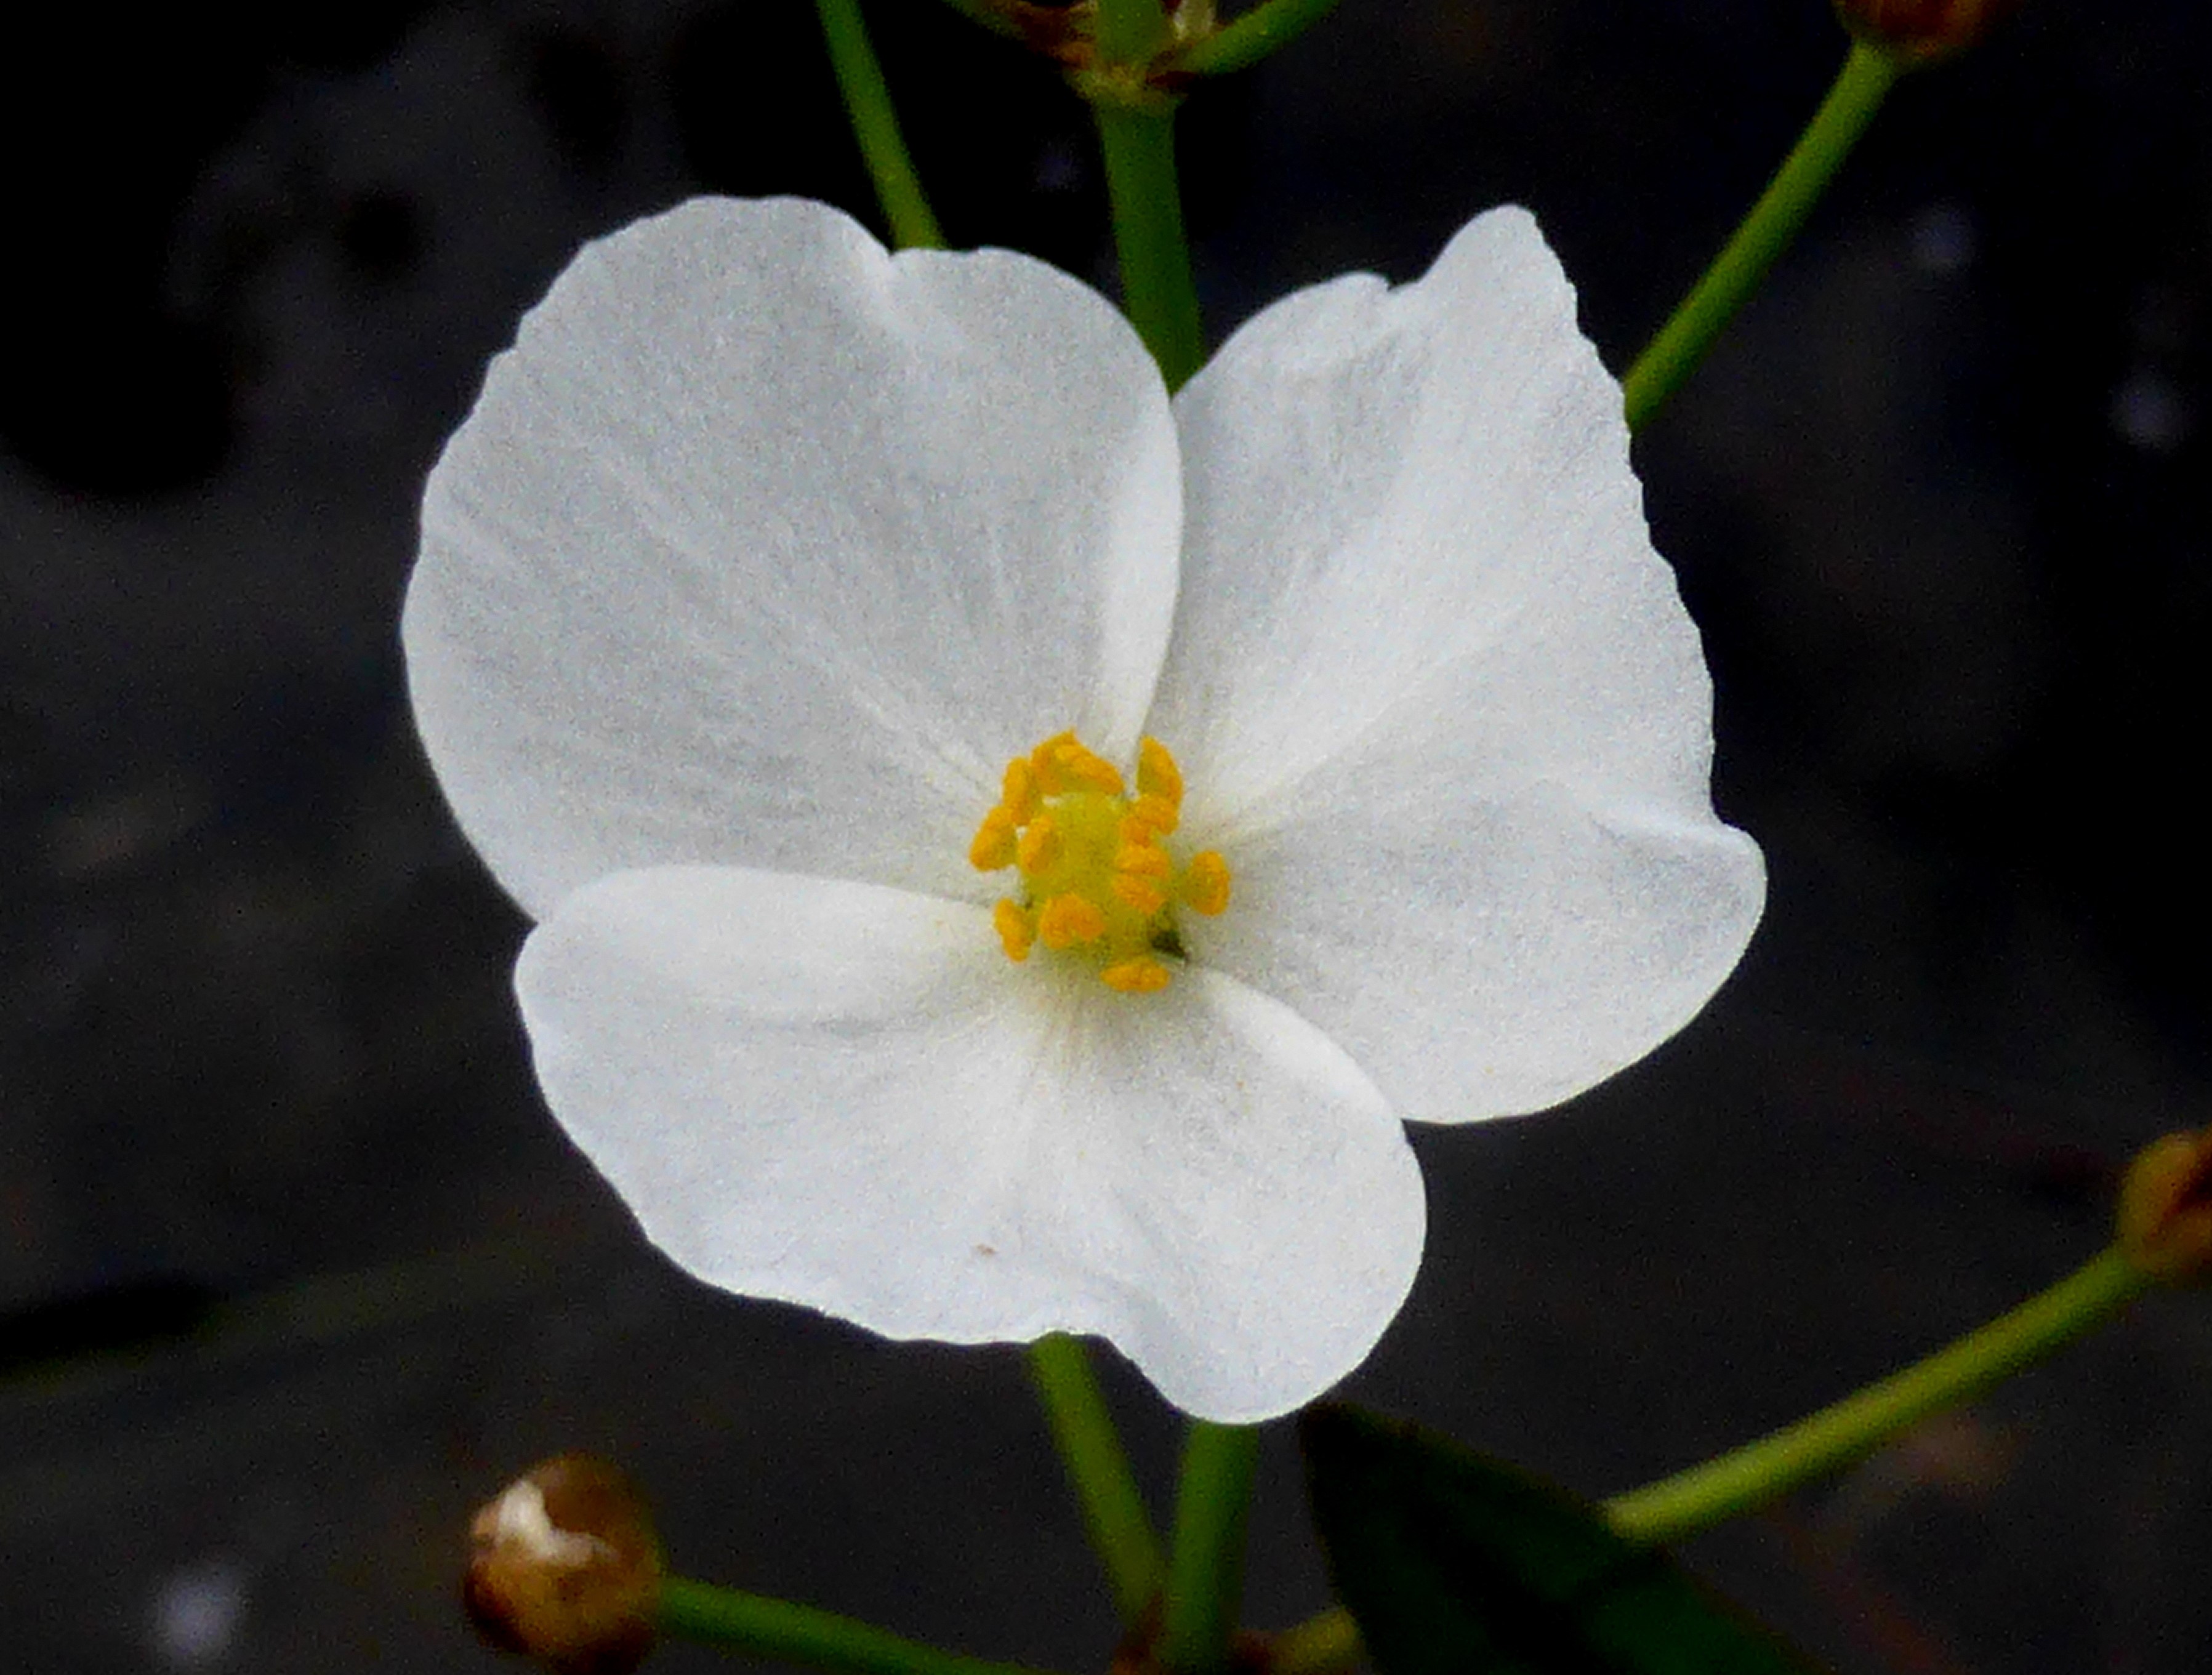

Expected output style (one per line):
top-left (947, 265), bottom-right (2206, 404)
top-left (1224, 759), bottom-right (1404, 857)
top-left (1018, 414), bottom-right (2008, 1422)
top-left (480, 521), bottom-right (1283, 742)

top-left (403, 196), bottom-right (1764, 1422)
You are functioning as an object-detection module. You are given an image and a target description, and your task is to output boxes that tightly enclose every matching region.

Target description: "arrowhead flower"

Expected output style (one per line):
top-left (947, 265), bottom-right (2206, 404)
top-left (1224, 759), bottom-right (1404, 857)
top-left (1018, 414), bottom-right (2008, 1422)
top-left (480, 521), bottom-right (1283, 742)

top-left (403, 196), bottom-right (1764, 1423)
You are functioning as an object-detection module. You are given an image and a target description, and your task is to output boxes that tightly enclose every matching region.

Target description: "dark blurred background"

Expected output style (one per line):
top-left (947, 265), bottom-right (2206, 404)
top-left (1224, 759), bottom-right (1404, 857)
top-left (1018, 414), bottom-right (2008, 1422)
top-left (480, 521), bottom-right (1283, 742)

top-left (2, 2), bottom-right (2208, 1671)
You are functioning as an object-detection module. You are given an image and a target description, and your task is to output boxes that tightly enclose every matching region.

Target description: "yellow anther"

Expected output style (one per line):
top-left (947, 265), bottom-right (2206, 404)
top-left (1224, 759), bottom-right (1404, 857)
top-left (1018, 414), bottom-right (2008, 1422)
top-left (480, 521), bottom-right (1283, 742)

top-left (1180, 851), bottom-right (1232, 916)
top-left (1038, 893), bottom-right (1108, 950)
top-left (993, 899), bottom-right (1035, 962)
top-left (1114, 842), bottom-right (1172, 880)
top-left (995, 894), bottom-right (1035, 960)
top-left (1127, 793), bottom-right (1179, 837)
top-left (1051, 740), bottom-right (1125, 795)
top-left (1029, 730), bottom-right (1079, 794)
top-left (1136, 737), bottom-right (1183, 808)
top-left (1101, 956), bottom-right (1172, 994)
top-left (1016, 813), bottom-right (1063, 877)
top-left (1111, 875), bottom-right (1170, 915)
top-left (969, 805), bottom-right (1018, 872)
top-left (1001, 757), bottom-right (1041, 823)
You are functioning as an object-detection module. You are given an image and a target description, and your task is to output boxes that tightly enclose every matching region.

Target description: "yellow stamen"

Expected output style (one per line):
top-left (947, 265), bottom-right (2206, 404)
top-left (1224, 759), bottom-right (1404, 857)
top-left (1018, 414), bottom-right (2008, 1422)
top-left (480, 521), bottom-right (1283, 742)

top-left (968, 806), bottom-right (1018, 872)
top-left (1136, 737), bottom-right (1183, 808)
top-left (1180, 851), bottom-right (1232, 916)
top-left (1051, 739), bottom-right (1125, 795)
top-left (1111, 875), bottom-right (1169, 915)
top-left (1038, 893), bottom-right (1108, 950)
top-left (970, 729), bottom-right (1233, 996)
top-left (1113, 842), bottom-right (1172, 880)
top-left (1015, 813), bottom-right (1062, 877)
top-left (1001, 758), bottom-right (1041, 823)
top-left (993, 899), bottom-right (1034, 962)
top-left (1127, 793), bottom-right (1179, 837)
top-left (1028, 730), bottom-right (1079, 795)
top-left (1101, 956), bottom-right (1171, 994)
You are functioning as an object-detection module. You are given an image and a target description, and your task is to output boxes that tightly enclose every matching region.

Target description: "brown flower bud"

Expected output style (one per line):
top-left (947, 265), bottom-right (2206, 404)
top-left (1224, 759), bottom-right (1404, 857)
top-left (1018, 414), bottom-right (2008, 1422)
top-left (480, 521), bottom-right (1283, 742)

top-left (2118, 1128), bottom-right (2212, 1285)
top-left (464, 1455), bottom-right (664, 1675)
top-left (1834, 0), bottom-right (2020, 63)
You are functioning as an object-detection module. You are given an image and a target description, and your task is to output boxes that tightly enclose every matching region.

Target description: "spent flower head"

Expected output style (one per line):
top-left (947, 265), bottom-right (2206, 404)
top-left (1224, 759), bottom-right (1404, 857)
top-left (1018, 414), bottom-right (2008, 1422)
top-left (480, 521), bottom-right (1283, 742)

top-left (465, 1455), bottom-right (662, 1675)
top-left (2118, 1127), bottom-right (2212, 1285)
top-left (1835, 0), bottom-right (2020, 62)
top-left (404, 196), bottom-right (1764, 1421)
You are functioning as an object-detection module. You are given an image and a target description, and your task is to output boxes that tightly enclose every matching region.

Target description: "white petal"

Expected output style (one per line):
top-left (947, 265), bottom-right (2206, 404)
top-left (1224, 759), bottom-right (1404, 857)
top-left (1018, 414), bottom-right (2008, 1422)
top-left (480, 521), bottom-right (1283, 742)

top-left (1149, 206), bottom-right (1764, 1119)
top-left (515, 866), bottom-right (1425, 1423)
top-left (406, 197), bottom-right (1180, 920)
top-left (1184, 787), bottom-right (1762, 1121)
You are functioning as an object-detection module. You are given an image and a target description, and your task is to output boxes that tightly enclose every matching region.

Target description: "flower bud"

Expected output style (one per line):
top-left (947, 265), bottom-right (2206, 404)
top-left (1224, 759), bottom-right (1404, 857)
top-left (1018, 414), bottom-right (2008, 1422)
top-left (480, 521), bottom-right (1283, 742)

top-left (1833, 0), bottom-right (2019, 63)
top-left (464, 1455), bottom-right (664, 1675)
top-left (2117, 1128), bottom-right (2212, 1285)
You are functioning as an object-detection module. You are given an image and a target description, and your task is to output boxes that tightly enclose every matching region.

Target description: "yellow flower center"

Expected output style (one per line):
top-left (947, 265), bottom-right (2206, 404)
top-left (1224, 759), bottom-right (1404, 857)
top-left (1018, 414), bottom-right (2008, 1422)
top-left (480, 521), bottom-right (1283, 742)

top-left (968, 731), bottom-right (1231, 994)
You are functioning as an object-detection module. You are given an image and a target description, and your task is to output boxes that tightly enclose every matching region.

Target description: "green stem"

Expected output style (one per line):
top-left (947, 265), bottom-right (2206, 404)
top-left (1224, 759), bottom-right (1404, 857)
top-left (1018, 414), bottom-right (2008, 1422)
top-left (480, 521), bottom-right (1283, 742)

top-left (1279, 1247), bottom-right (2154, 1667)
top-left (1620, 39), bottom-right (1898, 432)
top-left (1167, 0), bottom-right (1345, 77)
top-left (1026, 1334), bottom-right (1167, 1625)
top-left (1085, 0), bottom-right (1202, 390)
top-left (812, 0), bottom-right (945, 251)
top-left (658, 1578), bottom-right (1070, 1675)
top-left (1158, 1422), bottom-right (1261, 1675)
top-left (1604, 1245), bottom-right (2151, 1541)
top-left (1092, 103), bottom-right (1205, 390)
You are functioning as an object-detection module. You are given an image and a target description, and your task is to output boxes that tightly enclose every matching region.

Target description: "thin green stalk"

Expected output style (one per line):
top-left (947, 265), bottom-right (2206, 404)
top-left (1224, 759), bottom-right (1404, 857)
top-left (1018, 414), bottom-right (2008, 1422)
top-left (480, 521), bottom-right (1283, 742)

top-left (1604, 1245), bottom-right (2151, 1541)
top-left (1158, 1422), bottom-right (1261, 1675)
top-left (1167, 0), bottom-right (1344, 78)
top-left (658, 1578), bottom-right (1070, 1675)
top-left (1092, 103), bottom-right (1204, 390)
top-left (1621, 39), bottom-right (1898, 432)
top-left (1278, 1246), bottom-right (2154, 1666)
top-left (1026, 1334), bottom-right (1166, 1625)
top-left (1085, 0), bottom-right (1203, 389)
top-left (813, 0), bottom-right (945, 251)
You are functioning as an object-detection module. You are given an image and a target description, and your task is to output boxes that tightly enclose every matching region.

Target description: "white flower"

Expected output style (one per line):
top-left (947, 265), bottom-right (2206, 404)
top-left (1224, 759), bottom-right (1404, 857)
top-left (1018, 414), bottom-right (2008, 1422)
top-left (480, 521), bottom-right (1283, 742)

top-left (403, 196), bottom-right (1764, 1423)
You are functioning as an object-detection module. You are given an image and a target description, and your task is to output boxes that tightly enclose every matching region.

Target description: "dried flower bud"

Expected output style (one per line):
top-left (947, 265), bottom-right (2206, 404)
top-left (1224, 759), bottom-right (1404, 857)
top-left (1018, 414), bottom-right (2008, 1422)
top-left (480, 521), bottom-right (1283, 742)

top-left (2118, 1128), bottom-right (2212, 1285)
top-left (1833, 0), bottom-right (2020, 63)
top-left (464, 1455), bottom-right (664, 1675)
